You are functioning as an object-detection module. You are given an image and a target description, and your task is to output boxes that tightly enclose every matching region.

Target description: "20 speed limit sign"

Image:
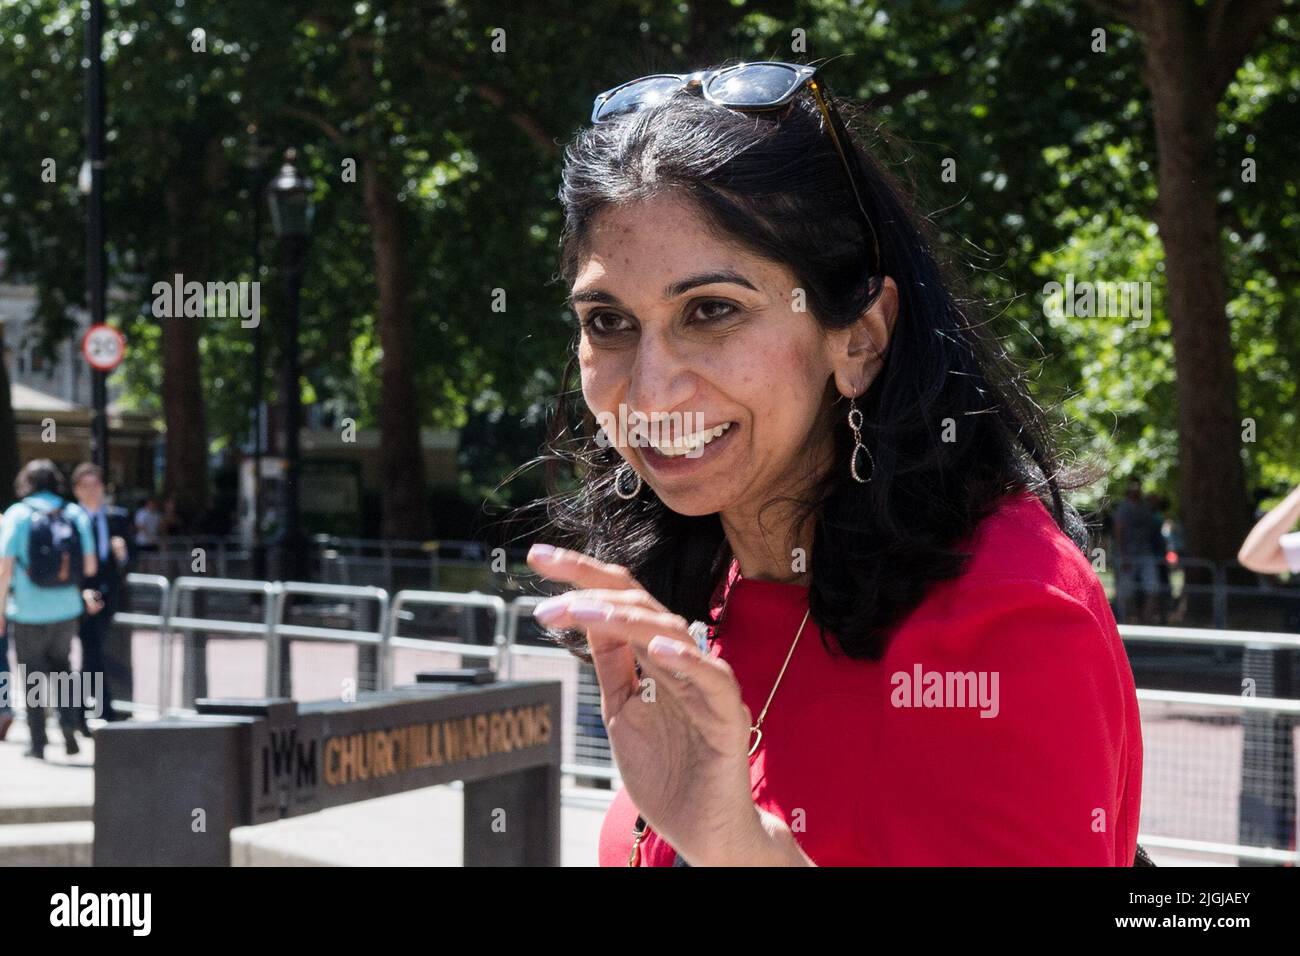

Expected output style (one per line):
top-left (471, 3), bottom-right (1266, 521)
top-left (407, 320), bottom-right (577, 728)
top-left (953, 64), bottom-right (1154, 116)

top-left (81, 324), bottom-right (126, 372)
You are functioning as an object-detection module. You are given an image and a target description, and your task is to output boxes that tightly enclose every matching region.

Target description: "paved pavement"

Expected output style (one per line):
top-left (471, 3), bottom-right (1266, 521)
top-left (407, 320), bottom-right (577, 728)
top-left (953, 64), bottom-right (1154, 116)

top-left (0, 713), bottom-right (1261, 867)
top-left (0, 716), bottom-right (611, 866)
top-left (0, 719), bottom-right (95, 825)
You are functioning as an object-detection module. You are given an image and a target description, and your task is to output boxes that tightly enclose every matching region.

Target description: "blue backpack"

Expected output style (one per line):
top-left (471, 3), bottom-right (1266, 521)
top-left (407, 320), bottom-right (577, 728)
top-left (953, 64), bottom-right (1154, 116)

top-left (23, 503), bottom-right (83, 588)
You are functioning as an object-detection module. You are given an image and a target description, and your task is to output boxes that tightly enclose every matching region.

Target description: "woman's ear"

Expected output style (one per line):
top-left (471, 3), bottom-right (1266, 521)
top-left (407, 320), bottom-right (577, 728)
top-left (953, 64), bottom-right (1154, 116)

top-left (830, 277), bottom-right (899, 398)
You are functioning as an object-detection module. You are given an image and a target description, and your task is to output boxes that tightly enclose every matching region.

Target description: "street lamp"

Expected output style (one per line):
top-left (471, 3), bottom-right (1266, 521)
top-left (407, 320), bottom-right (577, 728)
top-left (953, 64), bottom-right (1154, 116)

top-left (266, 148), bottom-right (314, 590)
top-left (267, 148), bottom-right (315, 239)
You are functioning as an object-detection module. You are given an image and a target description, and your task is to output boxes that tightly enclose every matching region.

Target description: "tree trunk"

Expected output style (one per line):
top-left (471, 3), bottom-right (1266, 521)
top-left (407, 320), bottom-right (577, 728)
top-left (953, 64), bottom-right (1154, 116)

top-left (1142, 2), bottom-right (1253, 562)
top-left (362, 155), bottom-right (431, 540)
top-left (162, 179), bottom-right (211, 530)
top-left (0, 349), bottom-right (20, 507)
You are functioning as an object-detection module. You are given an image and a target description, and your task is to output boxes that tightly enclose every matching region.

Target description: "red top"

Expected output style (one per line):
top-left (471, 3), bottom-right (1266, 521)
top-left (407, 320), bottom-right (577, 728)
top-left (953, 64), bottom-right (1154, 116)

top-left (598, 487), bottom-right (1143, 866)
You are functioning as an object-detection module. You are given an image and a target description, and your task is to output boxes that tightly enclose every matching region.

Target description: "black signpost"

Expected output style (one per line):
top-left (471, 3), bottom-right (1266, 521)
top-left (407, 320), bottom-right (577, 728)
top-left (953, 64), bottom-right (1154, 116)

top-left (84, 0), bottom-right (108, 474)
top-left (92, 676), bottom-right (562, 866)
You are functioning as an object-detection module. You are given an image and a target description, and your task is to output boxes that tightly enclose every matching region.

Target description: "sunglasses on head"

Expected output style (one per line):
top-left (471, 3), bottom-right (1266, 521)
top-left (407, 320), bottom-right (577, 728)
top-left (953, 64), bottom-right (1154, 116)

top-left (591, 60), bottom-right (882, 271)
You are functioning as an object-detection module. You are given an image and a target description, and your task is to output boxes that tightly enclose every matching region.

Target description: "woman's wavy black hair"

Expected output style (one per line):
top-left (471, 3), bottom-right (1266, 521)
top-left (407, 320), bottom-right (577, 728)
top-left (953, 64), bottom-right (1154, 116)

top-left (504, 63), bottom-right (1099, 663)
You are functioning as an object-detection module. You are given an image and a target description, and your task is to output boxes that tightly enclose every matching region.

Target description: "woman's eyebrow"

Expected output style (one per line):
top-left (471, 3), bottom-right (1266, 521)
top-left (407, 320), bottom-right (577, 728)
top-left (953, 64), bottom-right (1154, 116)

top-left (568, 269), bottom-right (759, 308)
top-left (662, 270), bottom-right (759, 299)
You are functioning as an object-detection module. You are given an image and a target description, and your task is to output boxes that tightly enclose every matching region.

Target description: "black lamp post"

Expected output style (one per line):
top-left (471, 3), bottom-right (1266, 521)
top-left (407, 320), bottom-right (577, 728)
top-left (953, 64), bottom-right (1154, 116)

top-left (245, 127), bottom-right (274, 579)
top-left (266, 149), bottom-right (313, 586)
top-left (84, 0), bottom-right (107, 474)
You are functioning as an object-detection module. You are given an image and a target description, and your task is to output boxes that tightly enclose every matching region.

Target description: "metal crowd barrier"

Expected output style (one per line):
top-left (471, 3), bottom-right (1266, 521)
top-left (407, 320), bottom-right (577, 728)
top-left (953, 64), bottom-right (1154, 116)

top-left (503, 594), bottom-right (543, 652)
top-left (1119, 624), bottom-right (1299, 866)
top-left (504, 595), bottom-right (617, 782)
top-left (1121, 623), bottom-right (1300, 651)
top-left (269, 582), bottom-right (389, 698)
top-left (115, 579), bottom-right (511, 718)
top-left (380, 590), bottom-right (509, 687)
top-left (133, 535), bottom-right (530, 593)
top-left (1132, 687), bottom-right (1300, 865)
top-left (162, 576), bottom-right (279, 714)
top-left (113, 582), bottom-right (611, 787)
top-left (110, 573), bottom-right (171, 718)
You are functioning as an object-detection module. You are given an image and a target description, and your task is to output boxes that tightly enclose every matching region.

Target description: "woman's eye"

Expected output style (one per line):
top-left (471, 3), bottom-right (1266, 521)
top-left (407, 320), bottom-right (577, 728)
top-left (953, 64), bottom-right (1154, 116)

top-left (691, 299), bottom-right (737, 324)
top-left (580, 301), bottom-right (737, 337)
top-left (581, 311), bottom-right (630, 336)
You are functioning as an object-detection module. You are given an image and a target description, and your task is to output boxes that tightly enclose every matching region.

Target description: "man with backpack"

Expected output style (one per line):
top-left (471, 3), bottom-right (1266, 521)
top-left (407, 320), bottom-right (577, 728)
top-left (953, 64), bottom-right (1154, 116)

top-left (0, 459), bottom-right (98, 759)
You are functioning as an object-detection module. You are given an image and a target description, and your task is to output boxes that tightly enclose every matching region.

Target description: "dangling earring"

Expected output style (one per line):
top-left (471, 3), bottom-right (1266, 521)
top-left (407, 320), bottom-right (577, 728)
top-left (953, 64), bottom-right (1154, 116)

top-left (847, 395), bottom-right (874, 484)
top-left (614, 461), bottom-right (643, 499)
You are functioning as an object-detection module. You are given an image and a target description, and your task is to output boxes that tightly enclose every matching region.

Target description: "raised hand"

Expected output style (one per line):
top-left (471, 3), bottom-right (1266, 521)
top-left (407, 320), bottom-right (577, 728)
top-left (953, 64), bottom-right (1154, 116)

top-left (526, 543), bottom-right (767, 865)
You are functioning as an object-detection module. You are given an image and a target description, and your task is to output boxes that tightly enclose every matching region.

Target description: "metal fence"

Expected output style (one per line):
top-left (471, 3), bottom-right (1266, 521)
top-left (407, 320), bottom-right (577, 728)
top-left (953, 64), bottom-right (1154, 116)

top-left (270, 582), bottom-right (389, 698)
top-left (1134, 688), bottom-right (1299, 865)
top-left (31, 570), bottom-right (1300, 865)
top-left (144, 540), bottom-right (1300, 632)
top-left (99, 574), bottom-right (610, 780)
top-left (1105, 555), bottom-right (1300, 633)
top-left (1117, 623), bottom-right (1299, 865)
top-left (129, 535), bottom-right (523, 595)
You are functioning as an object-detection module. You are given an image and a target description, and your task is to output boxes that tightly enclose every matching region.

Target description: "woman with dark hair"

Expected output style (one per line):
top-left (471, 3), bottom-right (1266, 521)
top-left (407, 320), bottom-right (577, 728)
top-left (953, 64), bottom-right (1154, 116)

top-left (514, 62), bottom-right (1143, 865)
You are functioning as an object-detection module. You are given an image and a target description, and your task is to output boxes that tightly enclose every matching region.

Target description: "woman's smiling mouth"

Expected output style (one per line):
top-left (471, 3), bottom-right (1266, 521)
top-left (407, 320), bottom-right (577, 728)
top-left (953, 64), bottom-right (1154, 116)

top-left (640, 421), bottom-right (739, 474)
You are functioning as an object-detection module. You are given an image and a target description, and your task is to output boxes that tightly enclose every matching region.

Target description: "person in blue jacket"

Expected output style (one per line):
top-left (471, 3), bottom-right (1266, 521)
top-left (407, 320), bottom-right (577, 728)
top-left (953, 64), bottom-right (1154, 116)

top-left (0, 459), bottom-right (98, 759)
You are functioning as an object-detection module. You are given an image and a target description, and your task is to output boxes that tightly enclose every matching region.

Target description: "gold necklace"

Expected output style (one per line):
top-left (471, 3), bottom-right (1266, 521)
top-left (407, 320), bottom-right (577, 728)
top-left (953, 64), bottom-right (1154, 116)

top-left (628, 604), bottom-right (813, 867)
top-left (746, 606), bottom-right (812, 757)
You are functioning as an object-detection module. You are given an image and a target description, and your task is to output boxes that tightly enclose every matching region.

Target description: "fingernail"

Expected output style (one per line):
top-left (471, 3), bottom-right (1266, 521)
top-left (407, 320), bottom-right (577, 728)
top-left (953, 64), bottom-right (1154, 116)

top-left (529, 543), bottom-right (557, 562)
top-left (649, 635), bottom-right (688, 657)
top-left (533, 596), bottom-right (568, 623)
top-left (568, 600), bottom-right (612, 622)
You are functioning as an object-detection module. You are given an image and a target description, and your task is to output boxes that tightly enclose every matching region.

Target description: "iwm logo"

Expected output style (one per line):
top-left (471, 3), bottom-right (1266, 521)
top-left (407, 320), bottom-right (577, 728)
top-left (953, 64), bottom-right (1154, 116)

top-left (261, 727), bottom-right (319, 794)
top-left (254, 725), bottom-right (321, 818)
top-left (151, 273), bottom-right (261, 328)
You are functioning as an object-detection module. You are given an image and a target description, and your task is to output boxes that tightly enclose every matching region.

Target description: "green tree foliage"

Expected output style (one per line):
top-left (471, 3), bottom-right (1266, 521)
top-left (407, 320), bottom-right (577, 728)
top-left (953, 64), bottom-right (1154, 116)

top-left (0, 0), bottom-right (1295, 545)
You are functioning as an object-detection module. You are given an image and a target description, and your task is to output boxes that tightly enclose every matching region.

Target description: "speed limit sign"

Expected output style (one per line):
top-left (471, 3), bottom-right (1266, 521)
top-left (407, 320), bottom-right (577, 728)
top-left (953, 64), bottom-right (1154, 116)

top-left (81, 323), bottom-right (126, 372)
